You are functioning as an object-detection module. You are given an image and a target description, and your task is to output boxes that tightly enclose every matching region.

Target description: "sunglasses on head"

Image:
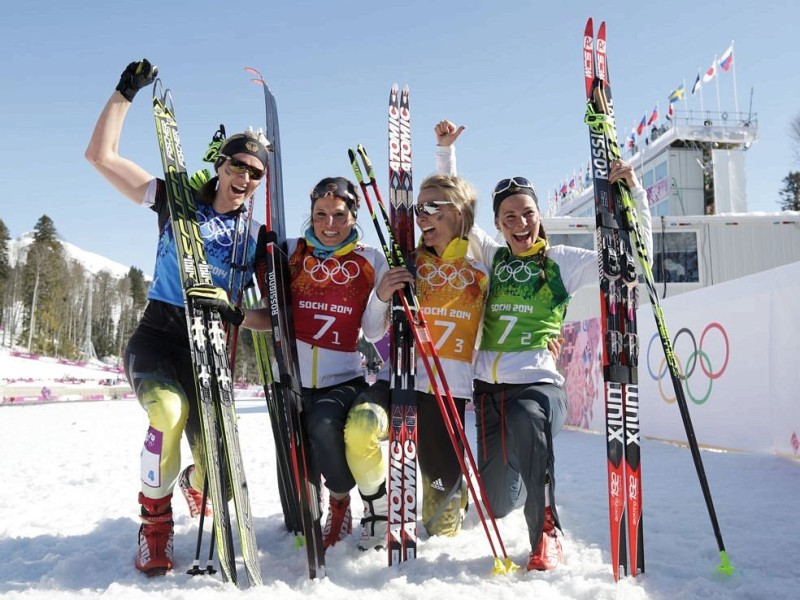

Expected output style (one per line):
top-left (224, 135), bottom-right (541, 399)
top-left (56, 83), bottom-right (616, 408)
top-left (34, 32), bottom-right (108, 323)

top-left (221, 155), bottom-right (265, 180)
top-left (413, 200), bottom-right (453, 217)
top-left (492, 176), bottom-right (535, 199)
top-left (311, 179), bottom-right (357, 203)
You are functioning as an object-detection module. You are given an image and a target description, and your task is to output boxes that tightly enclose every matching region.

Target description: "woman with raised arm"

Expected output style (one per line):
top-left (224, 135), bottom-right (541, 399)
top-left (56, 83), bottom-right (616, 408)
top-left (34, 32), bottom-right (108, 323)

top-left (85, 59), bottom-right (269, 576)
top-left (437, 120), bottom-right (652, 571)
top-left (344, 127), bottom-right (489, 550)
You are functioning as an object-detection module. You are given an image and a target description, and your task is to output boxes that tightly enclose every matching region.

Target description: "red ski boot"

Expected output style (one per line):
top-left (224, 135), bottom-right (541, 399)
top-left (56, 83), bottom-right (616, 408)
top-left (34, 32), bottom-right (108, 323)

top-left (135, 492), bottom-right (174, 576)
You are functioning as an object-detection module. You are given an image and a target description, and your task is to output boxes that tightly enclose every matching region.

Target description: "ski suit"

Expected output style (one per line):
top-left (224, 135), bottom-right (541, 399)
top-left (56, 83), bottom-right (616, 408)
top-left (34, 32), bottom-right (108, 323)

top-left (345, 236), bottom-right (488, 537)
top-left (286, 238), bottom-right (389, 497)
top-left (125, 178), bottom-right (258, 500)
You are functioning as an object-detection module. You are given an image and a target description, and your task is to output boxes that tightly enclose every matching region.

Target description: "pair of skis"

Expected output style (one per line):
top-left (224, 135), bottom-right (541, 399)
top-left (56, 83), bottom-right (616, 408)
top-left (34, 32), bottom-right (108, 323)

top-left (582, 18), bottom-right (732, 579)
top-left (349, 137), bottom-right (515, 575)
top-left (151, 83), bottom-right (261, 587)
top-left (244, 67), bottom-right (326, 580)
top-left (385, 84), bottom-right (418, 565)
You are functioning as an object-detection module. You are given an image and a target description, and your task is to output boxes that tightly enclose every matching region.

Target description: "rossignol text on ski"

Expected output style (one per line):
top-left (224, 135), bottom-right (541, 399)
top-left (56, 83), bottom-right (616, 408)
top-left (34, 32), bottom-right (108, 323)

top-left (244, 67), bottom-right (326, 580)
top-left (582, 17), bottom-right (733, 580)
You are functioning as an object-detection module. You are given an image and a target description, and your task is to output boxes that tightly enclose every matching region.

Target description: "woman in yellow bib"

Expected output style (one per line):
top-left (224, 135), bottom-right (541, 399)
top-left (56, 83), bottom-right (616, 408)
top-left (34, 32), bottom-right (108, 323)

top-left (344, 121), bottom-right (490, 551)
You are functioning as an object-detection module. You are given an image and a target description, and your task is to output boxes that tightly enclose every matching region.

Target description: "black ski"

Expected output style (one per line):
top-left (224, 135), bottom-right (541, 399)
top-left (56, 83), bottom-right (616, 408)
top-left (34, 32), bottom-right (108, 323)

top-left (582, 19), bottom-right (732, 578)
top-left (245, 67), bottom-right (326, 579)
top-left (151, 82), bottom-right (262, 586)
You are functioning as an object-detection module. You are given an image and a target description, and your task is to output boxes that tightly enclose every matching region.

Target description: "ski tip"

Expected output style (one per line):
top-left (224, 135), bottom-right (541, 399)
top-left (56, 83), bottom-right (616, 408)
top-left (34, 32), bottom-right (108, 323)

top-left (598, 20), bottom-right (606, 37)
top-left (402, 83), bottom-right (410, 93)
top-left (717, 551), bottom-right (735, 576)
top-left (585, 16), bottom-right (593, 32)
top-left (391, 82), bottom-right (399, 91)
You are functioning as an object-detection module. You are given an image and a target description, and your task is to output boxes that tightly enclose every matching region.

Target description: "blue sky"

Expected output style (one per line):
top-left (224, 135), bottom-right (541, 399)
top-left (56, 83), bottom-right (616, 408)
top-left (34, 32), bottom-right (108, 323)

top-left (2, 0), bottom-right (798, 273)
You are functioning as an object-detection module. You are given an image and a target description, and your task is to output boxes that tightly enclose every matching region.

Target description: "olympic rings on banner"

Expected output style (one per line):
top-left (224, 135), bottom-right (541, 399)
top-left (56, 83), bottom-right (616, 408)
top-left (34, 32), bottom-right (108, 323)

top-left (494, 259), bottom-right (542, 284)
top-left (303, 256), bottom-right (361, 284)
top-left (417, 262), bottom-right (476, 289)
top-left (646, 322), bottom-right (729, 405)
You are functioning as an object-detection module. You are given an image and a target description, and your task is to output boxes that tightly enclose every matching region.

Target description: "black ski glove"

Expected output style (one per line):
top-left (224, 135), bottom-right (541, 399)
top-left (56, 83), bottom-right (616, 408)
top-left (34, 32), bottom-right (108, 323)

top-left (115, 59), bottom-right (158, 102)
top-left (185, 284), bottom-right (244, 327)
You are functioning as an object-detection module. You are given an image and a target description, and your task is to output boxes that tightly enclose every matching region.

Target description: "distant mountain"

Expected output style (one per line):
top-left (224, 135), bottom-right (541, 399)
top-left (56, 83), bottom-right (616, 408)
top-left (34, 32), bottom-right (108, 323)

top-left (8, 232), bottom-right (143, 280)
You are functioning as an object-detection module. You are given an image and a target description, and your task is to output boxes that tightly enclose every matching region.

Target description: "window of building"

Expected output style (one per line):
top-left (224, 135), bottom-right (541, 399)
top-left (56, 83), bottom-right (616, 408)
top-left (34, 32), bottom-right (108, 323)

top-left (655, 161), bottom-right (668, 181)
top-left (548, 231), bottom-right (594, 250)
top-left (652, 231), bottom-right (699, 283)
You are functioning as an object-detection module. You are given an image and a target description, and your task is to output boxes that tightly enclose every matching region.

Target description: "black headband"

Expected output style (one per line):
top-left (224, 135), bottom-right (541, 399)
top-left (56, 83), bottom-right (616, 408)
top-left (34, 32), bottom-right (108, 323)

top-left (215, 133), bottom-right (269, 169)
top-left (492, 186), bottom-right (538, 215)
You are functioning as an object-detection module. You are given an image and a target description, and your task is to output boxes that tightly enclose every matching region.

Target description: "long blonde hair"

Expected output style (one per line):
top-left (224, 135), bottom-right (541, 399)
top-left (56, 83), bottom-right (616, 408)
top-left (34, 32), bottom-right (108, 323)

top-left (417, 174), bottom-right (477, 241)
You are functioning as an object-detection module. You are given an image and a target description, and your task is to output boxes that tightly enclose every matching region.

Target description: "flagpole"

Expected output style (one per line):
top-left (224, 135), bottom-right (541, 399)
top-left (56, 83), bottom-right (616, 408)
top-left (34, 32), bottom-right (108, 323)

top-left (683, 78), bottom-right (689, 120)
top-left (698, 67), bottom-right (706, 117)
top-left (713, 55), bottom-right (722, 117)
top-left (730, 41), bottom-right (740, 117)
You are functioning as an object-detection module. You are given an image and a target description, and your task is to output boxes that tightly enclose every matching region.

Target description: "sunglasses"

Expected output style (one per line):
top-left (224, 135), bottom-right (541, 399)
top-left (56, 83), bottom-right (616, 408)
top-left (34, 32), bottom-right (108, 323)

top-left (311, 179), bottom-right (357, 203)
top-left (413, 200), bottom-right (453, 216)
top-left (222, 155), bottom-right (265, 180)
top-left (492, 176), bottom-right (535, 199)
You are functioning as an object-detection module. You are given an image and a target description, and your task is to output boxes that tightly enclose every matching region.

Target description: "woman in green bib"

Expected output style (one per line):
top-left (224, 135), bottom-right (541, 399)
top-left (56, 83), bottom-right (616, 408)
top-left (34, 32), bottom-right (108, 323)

top-left (435, 120), bottom-right (651, 571)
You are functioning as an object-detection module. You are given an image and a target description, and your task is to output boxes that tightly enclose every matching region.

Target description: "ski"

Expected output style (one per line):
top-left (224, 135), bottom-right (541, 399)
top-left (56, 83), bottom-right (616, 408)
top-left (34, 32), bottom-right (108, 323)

top-left (583, 18), bottom-right (643, 581)
top-left (386, 83), bottom-right (418, 565)
top-left (151, 82), bottom-right (262, 587)
top-left (245, 67), bottom-right (326, 579)
top-left (582, 20), bottom-right (732, 578)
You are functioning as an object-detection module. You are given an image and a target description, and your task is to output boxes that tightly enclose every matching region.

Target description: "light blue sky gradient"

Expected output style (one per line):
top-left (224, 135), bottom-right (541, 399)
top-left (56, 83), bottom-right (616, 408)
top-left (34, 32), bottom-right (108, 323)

top-left (2, 0), bottom-right (797, 272)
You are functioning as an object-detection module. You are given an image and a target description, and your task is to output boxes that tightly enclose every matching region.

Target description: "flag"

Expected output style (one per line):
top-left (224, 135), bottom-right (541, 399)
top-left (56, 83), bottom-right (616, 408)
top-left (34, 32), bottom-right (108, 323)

top-left (647, 105), bottom-right (659, 126)
top-left (691, 72), bottom-right (702, 95)
top-left (668, 84), bottom-right (685, 103)
top-left (703, 58), bottom-right (717, 83)
top-left (559, 180), bottom-right (567, 197)
top-left (666, 102), bottom-right (675, 121)
top-left (719, 44), bottom-right (734, 71)
top-left (568, 177), bottom-right (575, 191)
top-left (636, 114), bottom-right (647, 136)
top-left (627, 131), bottom-right (635, 149)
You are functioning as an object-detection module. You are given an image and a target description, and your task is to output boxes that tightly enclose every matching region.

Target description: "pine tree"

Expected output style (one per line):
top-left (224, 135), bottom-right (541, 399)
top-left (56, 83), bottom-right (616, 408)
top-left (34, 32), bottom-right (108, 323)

top-left (0, 219), bottom-right (9, 291)
top-left (778, 171), bottom-right (800, 211)
top-left (127, 266), bottom-right (148, 310)
top-left (22, 215), bottom-right (68, 354)
top-left (0, 219), bottom-right (10, 326)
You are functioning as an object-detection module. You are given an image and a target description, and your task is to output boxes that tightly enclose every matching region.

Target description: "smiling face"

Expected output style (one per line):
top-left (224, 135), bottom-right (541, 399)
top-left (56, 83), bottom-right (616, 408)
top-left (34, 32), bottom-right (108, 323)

top-left (311, 195), bottom-right (356, 246)
top-left (495, 194), bottom-right (542, 255)
top-left (215, 152), bottom-right (265, 211)
top-left (415, 186), bottom-right (463, 256)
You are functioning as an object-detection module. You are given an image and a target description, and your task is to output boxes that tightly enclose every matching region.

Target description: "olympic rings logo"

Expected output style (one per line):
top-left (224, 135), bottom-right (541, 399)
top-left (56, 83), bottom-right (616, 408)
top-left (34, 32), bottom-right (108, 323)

top-left (303, 256), bottom-right (361, 284)
top-left (494, 259), bottom-right (542, 284)
top-left (646, 322), bottom-right (729, 405)
top-left (417, 262), bottom-right (476, 289)
top-left (198, 213), bottom-right (237, 247)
